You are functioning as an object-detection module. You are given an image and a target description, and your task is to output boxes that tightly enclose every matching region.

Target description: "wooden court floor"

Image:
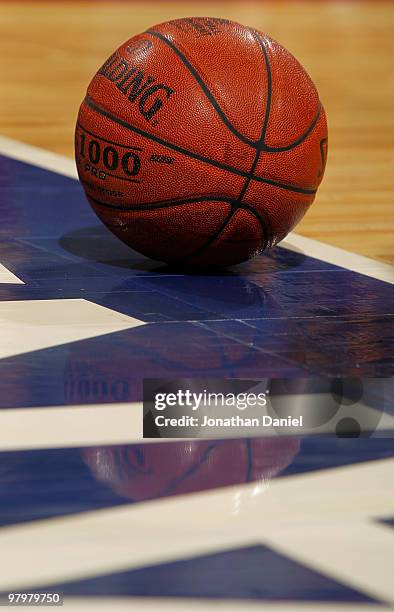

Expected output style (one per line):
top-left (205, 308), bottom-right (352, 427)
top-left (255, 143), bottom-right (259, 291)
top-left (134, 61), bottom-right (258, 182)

top-left (1, 0), bottom-right (393, 264)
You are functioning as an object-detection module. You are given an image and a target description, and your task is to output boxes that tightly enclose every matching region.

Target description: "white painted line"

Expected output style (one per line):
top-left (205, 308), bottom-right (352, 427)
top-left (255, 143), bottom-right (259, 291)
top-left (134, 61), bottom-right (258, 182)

top-left (264, 520), bottom-right (394, 606)
top-left (1, 395), bottom-right (391, 451)
top-left (0, 403), bottom-right (142, 451)
top-left (0, 298), bottom-right (145, 358)
top-left (0, 262), bottom-right (24, 284)
top-left (0, 135), bottom-right (393, 284)
top-left (0, 135), bottom-right (77, 178)
top-left (283, 232), bottom-right (394, 284)
top-left (0, 458), bottom-right (392, 601)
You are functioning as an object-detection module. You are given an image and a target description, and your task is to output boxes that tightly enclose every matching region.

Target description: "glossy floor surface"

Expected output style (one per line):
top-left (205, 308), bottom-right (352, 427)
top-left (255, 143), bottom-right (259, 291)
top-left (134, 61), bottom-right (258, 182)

top-left (0, 1), bottom-right (393, 610)
top-left (0, 142), bottom-right (393, 610)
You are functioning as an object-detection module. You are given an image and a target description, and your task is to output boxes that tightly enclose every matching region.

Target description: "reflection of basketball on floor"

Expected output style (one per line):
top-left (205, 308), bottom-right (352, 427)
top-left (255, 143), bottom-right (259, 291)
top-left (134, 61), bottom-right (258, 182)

top-left (64, 347), bottom-right (137, 405)
top-left (82, 438), bottom-right (300, 501)
top-left (64, 311), bottom-right (307, 406)
top-left (63, 322), bottom-right (265, 405)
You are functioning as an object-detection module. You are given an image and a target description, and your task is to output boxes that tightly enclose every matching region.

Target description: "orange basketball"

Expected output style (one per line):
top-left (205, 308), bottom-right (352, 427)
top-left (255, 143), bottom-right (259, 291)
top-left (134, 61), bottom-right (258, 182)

top-left (75, 17), bottom-right (328, 267)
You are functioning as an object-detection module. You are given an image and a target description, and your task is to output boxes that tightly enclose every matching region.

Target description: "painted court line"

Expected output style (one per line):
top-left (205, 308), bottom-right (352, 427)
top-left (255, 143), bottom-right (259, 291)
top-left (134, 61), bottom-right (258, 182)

top-left (0, 403), bottom-right (143, 451)
top-left (0, 298), bottom-right (146, 359)
top-left (283, 233), bottom-right (394, 285)
top-left (0, 135), bottom-right (392, 284)
top-left (0, 135), bottom-right (77, 178)
top-left (0, 458), bottom-right (392, 602)
top-left (0, 398), bottom-right (391, 451)
top-left (0, 262), bottom-right (24, 284)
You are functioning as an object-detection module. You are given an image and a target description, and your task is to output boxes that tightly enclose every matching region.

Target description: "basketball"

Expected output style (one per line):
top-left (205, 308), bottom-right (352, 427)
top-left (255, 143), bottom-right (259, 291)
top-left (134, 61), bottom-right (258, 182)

top-left (75, 17), bottom-right (328, 267)
top-left (2, 1), bottom-right (392, 602)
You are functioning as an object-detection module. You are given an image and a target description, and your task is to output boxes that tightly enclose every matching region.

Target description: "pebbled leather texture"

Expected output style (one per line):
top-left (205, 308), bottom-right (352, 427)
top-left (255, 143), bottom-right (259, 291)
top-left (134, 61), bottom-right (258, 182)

top-left (75, 17), bottom-right (328, 267)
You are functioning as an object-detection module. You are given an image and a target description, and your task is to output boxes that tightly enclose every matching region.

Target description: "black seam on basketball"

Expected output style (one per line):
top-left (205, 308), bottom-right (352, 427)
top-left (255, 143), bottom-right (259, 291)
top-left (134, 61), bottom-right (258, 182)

top-left (254, 175), bottom-right (314, 194)
top-left (76, 122), bottom-right (142, 151)
top-left (87, 194), bottom-right (271, 252)
top-left (87, 194), bottom-right (237, 211)
top-left (84, 96), bottom-right (247, 178)
top-left (182, 206), bottom-right (268, 265)
top-left (263, 105), bottom-right (322, 152)
top-left (147, 29), bottom-right (321, 155)
top-left (100, 171), bottom-right (140, 184)
top-left (174, 206), bottom-right (236, 265)
top-left (146, 29), bottom-right (257, 148)
top-left (83, 97), bottom-right (317, 195)
top-left (238, 205), bottom-right (270, 248)
top-left (238, 32), bottom-right (272, 202)
top-left (249, 28), bottom-right (323, 153)
top-left (318, 136), bottom-right (328, 177)
top-left (237, 155), bottom-right (259, 201)
top-left (254, 32), bottom-right (273, 146)
top-left (86, 193), bottom-right (269, 236)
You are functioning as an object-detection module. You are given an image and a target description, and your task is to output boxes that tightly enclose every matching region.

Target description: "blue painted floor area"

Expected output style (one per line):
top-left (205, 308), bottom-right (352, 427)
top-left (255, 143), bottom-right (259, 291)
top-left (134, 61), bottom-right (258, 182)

top-left (0, 154), bottom-right (393, 606)
top-left (0, 155), bottom-right (392, 408)
top-left (17, 545), bottom-right (378, 602)
top-left (0, 436), bottom-right (392, 601)
top-left (1, 437), bottom-right (393, 528)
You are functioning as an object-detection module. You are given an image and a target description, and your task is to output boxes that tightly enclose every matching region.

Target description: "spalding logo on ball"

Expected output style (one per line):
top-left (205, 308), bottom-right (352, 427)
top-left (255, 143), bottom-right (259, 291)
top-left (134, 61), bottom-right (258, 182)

top-left (75, 17), bottom-right (327, 267)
